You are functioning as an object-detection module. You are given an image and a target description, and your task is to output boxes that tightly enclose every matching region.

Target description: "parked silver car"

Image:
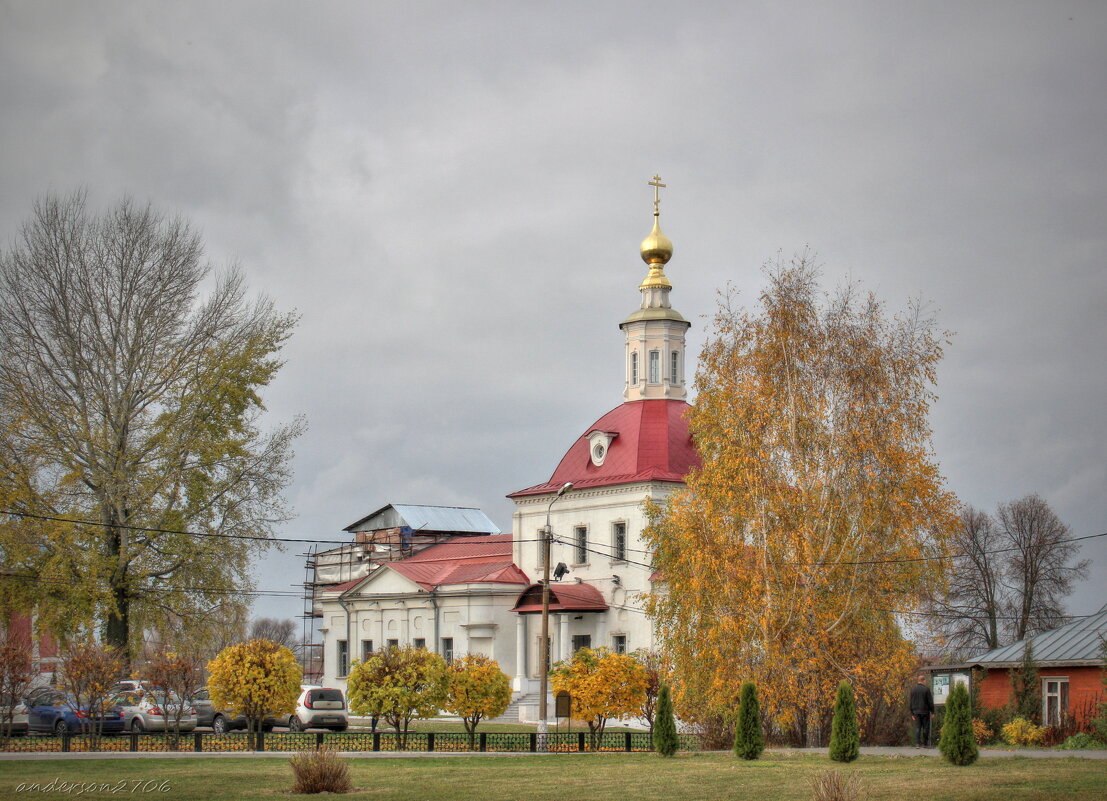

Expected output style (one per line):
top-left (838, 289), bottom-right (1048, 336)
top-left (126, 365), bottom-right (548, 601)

top-left (115, 690), bottom-right (197, 733)
top-left (286, 686), bottom-right (348, 732)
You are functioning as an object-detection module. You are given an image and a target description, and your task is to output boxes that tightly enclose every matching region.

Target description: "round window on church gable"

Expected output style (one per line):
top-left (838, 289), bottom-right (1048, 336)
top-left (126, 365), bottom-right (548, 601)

top-left (587, 430), bottom-right (615, 467)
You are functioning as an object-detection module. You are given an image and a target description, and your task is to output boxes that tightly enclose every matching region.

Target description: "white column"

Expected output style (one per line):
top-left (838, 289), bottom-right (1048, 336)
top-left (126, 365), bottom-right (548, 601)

top-left (558, 614), bottom-right (571, 664)
top-left (515, 615), bottom-right (527, 680)
top-left (400, 601), bottom-right (410, 645)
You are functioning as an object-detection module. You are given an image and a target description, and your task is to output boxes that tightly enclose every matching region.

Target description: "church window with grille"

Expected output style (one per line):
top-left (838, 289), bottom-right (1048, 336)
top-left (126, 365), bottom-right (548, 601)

top-left (612, 522), bottom-right (627, 562)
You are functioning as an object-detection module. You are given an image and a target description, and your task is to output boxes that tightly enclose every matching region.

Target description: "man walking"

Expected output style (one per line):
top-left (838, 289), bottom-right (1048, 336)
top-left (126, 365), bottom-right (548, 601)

top-left (909, 673), bottom-right (935, 748)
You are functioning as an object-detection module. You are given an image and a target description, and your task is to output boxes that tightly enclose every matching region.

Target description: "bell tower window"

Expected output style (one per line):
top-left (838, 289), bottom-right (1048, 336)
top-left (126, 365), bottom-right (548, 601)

top-left (648, 350), bottom-right (660, 383)
top-left (671, 351), bottom-right (680, 383)
top-left (630, 351), bottom-right (639, 385)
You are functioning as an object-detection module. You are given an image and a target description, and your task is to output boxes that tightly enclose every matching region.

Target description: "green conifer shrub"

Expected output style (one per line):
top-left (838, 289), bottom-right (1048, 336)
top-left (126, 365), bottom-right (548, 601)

top-left (733, 681), bottom-right (764, 760)
top-left (652, 683), bottom-right (679, 757)
top-left (939, 682), bottom-right (979, 766)
top-left (828, 681), bottom-right (859, 763)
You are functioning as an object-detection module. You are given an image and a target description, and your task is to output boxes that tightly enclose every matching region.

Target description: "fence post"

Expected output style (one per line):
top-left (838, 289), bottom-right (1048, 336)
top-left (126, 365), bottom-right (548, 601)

top-left (316, 732), bottom-right (324, 748)
top-left (578, 731), bottom-right (585, 752)
top-left (129, 732), bottom-right (138, 752)
top-left (625, 731), bottom-right (632, 752)
top-left (257, 729), bottom-right (264, 752)
top-left (373, 732), bottom-right (380, 752)
top-left (529, 732), bottom-right (537, 752)
top-left (194, 732), bottom-right (202, 753)
top-left (427, 732), bottom-right (435, 752)
top-left (60, 731), bottom-right (69, 753)
top-left (479, 732), bottom-right (487, 752)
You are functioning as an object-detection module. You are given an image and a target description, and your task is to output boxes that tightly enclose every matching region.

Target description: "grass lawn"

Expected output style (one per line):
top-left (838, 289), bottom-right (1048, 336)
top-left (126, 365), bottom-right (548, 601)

top-left (1, 752), bottom-right (1104, 801)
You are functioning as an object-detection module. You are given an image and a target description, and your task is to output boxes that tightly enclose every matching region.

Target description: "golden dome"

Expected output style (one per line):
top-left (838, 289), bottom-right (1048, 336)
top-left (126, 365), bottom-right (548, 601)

top-left (640, 216), bottom-right (673, 266)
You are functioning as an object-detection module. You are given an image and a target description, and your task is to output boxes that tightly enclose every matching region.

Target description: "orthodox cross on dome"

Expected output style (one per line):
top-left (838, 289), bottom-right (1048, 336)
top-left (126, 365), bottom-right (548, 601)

top-left (648, 174), bottom-right (666, 217)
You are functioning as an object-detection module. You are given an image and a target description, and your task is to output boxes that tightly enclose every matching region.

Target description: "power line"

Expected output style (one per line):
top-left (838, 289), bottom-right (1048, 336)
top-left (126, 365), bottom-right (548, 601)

top-left (0, 509), bottom-right (541, 547)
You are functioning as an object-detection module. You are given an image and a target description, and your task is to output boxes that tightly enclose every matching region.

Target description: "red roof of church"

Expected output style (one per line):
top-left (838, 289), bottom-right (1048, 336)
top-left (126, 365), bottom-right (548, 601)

top-left (508, 399), bottom-right (699, 497)
top-left (511, 582), bottom-right (609, 614)
top-left (386, 534), bottom-right (530, 590)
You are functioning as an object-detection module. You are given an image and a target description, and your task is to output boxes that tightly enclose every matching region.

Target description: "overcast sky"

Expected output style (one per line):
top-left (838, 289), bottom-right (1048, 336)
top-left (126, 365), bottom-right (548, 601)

top-left (2, 1), bottom-right (1104, 631)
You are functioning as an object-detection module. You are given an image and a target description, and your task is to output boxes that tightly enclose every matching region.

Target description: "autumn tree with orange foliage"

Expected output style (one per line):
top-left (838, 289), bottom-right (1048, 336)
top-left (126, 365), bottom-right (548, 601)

top-left (550, 647), bottom-right (647, 748)
top-left (645, 255), bottom-right (957, 747)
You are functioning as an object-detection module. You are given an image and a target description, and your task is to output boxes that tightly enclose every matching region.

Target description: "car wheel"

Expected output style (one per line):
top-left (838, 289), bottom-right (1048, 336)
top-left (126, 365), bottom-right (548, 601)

top-left (131, 718), bottom-right (144, 733)
top-left (289, 717), bottom-right (304, 732)
top-left (54, 720), bottom-right (67, 737)
top-left (212, 715), bottom-right (228, 734)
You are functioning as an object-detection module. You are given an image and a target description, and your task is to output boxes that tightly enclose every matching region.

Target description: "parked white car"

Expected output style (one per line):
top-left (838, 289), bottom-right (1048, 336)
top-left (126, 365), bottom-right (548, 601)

top-left (286, 686), bottom-right (348, 732)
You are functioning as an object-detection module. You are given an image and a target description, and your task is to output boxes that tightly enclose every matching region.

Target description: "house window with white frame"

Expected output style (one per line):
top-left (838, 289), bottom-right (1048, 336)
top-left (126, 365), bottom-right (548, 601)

top-left (612, 522), bottom-right (627, 562)
top-left (648, 350), bottom-right (660, 383)
top-left (361, 640), bottom-right (373, 662)
top-left (574, 526), bottom-right (588, 564)
top-left (671, 350), bottom-right (679, 383)
top-left (1042, 678), bottom-right (1069, 726)
top-left (631, 351), bottom-right (639, 385)
top-left (441, 637), bottom-right (454, 664)
top-left (612, 634), bottom-right (627, 655)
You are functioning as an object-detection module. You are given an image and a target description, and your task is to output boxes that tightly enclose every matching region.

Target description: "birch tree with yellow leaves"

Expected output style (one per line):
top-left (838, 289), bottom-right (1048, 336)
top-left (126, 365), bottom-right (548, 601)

top-left (645, 254), bottom-right (957, 747)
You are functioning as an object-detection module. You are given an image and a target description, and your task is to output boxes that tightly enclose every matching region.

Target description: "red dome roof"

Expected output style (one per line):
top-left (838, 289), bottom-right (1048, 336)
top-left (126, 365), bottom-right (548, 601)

top-left (508, 399), bottom-right (699, 497)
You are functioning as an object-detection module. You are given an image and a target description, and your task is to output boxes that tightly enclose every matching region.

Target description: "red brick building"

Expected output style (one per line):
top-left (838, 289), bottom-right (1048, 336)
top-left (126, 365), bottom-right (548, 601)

top-left (932, 604), bottom-right (1106, 727)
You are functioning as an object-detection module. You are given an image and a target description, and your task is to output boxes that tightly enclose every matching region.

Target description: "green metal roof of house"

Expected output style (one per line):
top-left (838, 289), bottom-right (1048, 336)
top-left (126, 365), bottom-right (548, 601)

top-left (965, 604), bottom-right (1107, 668)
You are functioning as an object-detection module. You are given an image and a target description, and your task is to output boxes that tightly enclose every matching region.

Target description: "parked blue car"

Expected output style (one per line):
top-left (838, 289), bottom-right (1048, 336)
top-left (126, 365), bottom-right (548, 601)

top-left (25, 690), bottom-right (125, 735)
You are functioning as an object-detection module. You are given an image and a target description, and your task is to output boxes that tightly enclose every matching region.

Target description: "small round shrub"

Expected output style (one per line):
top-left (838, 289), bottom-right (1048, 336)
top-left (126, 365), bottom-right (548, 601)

top-left (1060, 732), bottom-right (1105, 750)
top-left (971, 718), bottom-right (993, 745)
top-left (289, 747), bottom-right (351, 794)
top-left (1001, 717), bottom-right (1046, 746)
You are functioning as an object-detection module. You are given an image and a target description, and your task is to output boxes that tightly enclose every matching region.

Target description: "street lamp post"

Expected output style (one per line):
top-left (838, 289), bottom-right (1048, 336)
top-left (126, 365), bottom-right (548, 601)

top-left (537, 481), bottom-right (572, 750)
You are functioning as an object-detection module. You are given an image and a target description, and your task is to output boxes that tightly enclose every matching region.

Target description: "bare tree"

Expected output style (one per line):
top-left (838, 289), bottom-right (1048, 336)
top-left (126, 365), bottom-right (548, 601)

top-left (0, 191), bottom-right (304, 665)
top-left (925, 506), bottom-right (1005, 656)
top-left (57, 641), bottom-right (124, 747)
top-left (927, 495), bottom-right (1088, 657)
top-left (997, 494), bottom-right (1089, 642)
top-left (143, 648), bottom-right (205, 742)
top-left (248, 617), bottom-right (298, 652)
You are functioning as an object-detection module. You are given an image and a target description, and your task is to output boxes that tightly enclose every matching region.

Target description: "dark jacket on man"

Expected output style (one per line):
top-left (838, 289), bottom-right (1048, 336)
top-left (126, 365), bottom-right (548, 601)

top-left (910, 683), bottom-right (935, 715)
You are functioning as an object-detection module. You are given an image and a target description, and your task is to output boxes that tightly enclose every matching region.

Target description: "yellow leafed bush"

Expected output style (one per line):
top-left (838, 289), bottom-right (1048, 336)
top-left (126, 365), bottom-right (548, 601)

top-left (1002, 717), bottom-right (1045, 746)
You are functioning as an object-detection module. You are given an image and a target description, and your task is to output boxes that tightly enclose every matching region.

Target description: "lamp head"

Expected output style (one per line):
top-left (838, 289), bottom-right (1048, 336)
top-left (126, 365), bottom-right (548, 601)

top-left (557, 482), bottom-right (573, 497)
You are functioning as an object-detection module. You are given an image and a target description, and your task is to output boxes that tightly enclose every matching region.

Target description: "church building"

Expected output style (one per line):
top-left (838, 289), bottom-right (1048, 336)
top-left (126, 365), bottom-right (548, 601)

top-left (313, 179), bottom-right (700, 720)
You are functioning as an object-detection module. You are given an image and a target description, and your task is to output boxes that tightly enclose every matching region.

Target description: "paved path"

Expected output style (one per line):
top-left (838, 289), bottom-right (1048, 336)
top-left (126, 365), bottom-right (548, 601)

top-left (1, 746), bottom-right (1104, 761)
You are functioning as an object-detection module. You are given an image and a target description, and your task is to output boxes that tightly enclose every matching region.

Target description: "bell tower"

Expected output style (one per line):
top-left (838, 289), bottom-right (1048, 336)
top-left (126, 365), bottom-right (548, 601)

top-left (620, 175), bottom-right (690, 402)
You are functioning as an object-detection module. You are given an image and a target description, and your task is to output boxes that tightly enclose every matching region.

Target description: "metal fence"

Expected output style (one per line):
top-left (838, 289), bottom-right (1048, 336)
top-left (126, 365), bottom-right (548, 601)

top-left (0, 730), bottom-right (705, 754)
